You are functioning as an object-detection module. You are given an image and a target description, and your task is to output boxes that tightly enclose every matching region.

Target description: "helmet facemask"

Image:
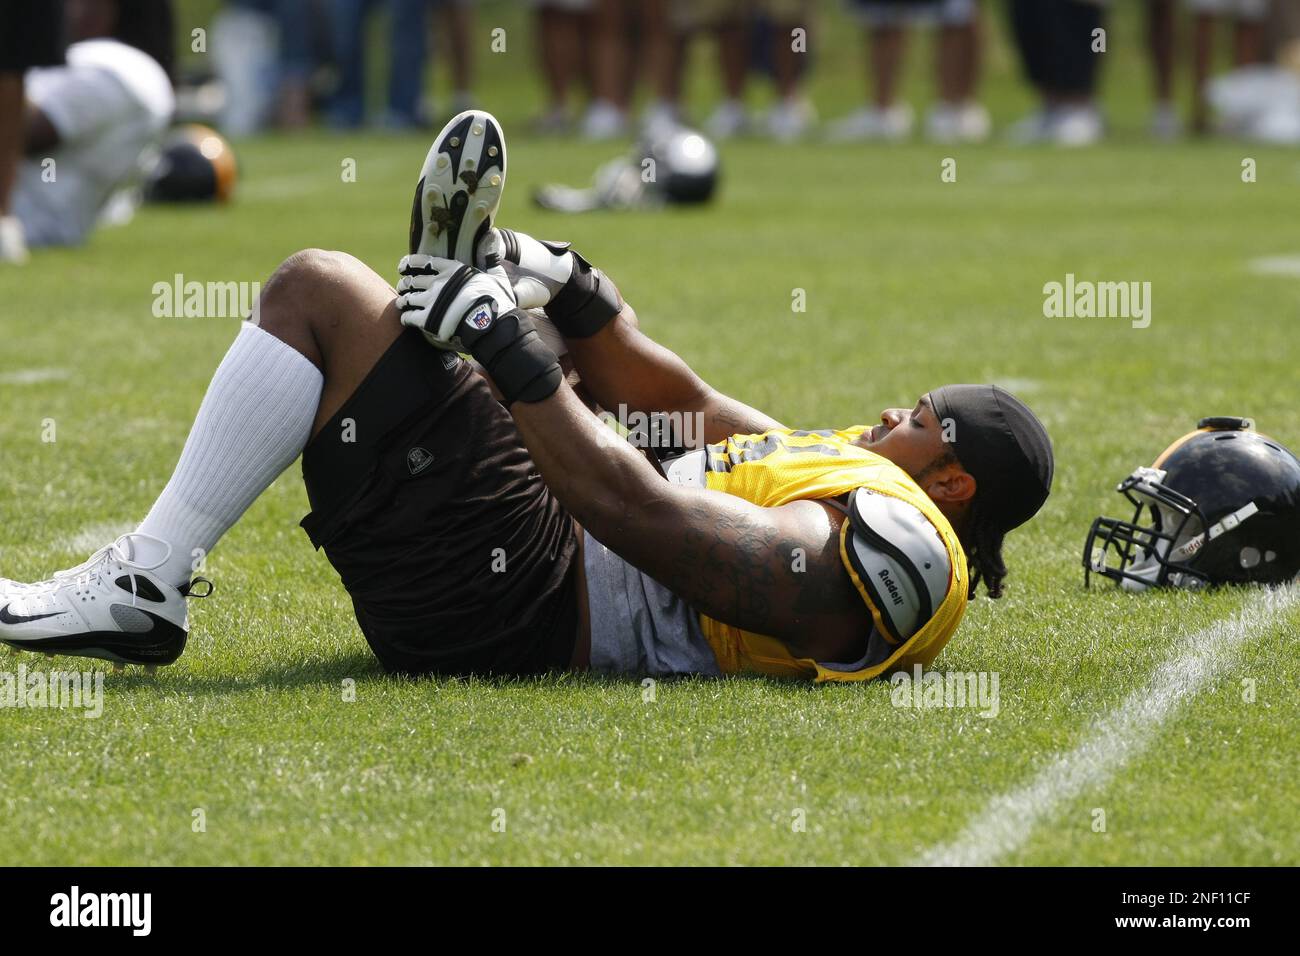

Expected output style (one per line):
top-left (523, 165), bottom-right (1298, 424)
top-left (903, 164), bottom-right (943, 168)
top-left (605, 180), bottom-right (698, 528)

top-left (1084, 466), bottom-right (1210, 591)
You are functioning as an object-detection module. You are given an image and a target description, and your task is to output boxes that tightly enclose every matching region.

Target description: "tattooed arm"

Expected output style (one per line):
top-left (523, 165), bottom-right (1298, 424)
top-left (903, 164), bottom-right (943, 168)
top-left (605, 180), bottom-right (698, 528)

top-left (562, 303), bottom-right (786, 445)
top-left (509, 382), bottom-right (868, 660)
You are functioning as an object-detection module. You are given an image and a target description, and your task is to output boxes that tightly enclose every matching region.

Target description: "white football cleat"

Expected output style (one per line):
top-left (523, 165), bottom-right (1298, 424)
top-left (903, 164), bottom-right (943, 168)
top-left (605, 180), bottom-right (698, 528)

top-left (706, 99), bottom-right (750, 140)
top-left (766, 97), bottom-right (817, 143)
top-left (579, 99), bottom-right (628, 140)
top-left (641, 100), bottom-right (683, 142)
top-left (1051, 105), bottom-right (1104, 147)
top-left (926, 101), bottom-right (991, 143)
top-left (825, 104), bottom-right (914, 143)
top-left (408, 109), bottom-right (507, 265)
top-left (0, 533), bottom-right (210, 667)
top-left (0, 214), bottom-right (29, 265)
top-left (1150, 102), bottom-right (1183, 141)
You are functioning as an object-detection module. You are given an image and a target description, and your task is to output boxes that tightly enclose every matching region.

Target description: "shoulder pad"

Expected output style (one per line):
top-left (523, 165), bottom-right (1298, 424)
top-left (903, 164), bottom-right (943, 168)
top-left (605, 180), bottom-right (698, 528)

top-left (842, 488), bottom-right (951, 644)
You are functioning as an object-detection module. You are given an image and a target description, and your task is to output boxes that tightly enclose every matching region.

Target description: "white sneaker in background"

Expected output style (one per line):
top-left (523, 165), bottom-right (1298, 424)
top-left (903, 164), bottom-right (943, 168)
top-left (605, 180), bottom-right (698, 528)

top-left (642, 100), bottom-right (683, 141)
top-left (706, 99), bottom-right (750, 140)
top-left (1006, 109), bottom-right (1053, 144)
top-left (1150, 102), bottom-right (1183, 141)
top-left (825, 103), bottom-right (914, 142)
top-left (766, 97), bottom-right (817, 142)
top-left (580, 100), bottom-right (628, 140)
top-left (531, 107), bottom-right (571, 136)
top-left (1052, 105), bottom-right (1104, 147)
top-left (0, 215), bottom-right (28, 264)
top-left (450, 91), bottom-right (474, 116)
top-left (927, 101), bottom-right (991, 143)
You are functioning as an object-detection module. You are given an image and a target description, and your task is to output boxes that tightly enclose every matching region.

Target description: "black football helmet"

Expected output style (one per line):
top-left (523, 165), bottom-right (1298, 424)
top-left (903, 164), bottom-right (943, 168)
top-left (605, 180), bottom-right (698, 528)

top-left (533, 127), bottom-right (719, 213)
top-left (143, 124), bottom-right (237, 204)
top-left (646, 128), bottom-right (719, 205)
top-left (1084, 417), bottom-right (1300, 590)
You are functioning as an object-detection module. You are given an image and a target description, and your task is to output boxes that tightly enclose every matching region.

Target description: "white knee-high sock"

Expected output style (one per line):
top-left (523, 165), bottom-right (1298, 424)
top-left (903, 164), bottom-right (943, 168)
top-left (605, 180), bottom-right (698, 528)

top-left (136, 322), bottom-right (324, 586)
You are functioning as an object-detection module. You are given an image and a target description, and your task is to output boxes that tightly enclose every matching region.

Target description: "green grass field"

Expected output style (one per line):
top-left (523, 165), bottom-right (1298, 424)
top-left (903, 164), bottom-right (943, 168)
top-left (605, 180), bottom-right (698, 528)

top-left (1, 2), bottom-right (1298, 865)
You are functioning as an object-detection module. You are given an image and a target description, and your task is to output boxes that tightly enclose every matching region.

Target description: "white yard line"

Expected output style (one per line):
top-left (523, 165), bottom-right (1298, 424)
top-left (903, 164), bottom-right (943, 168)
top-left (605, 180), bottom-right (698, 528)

top-left (917, 586), bottom-right (1297, 867)
top-left (1247, 255), bottom-right (1300, 278)
top-left (0, 368), bottom-right (69, 386)
top-left (61, 521), bottom-right (137, 556)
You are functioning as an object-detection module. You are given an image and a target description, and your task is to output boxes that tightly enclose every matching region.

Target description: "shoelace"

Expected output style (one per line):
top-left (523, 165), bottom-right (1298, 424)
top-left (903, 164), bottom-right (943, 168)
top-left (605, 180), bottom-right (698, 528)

top-left (68, 539), bottom-right (137, 604)
top-left (38, 536), bottom-right (157, 607)
top-left (12, 534), bottom-right (212, 606)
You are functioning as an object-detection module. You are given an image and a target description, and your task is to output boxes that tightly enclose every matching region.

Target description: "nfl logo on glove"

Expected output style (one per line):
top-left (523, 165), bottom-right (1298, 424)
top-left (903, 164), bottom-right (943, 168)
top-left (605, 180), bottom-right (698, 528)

top-left (467, 304), bottom-right (494, 330)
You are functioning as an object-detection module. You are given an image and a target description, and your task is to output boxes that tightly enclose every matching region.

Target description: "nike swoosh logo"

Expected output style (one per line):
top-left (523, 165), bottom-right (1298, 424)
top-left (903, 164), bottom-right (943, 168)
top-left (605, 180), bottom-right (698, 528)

top-left (0, 604), bottom-right (61, 625)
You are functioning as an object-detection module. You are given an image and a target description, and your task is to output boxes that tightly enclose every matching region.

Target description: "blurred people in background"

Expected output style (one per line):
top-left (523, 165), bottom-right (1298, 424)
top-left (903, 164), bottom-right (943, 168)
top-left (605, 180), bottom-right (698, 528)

top-left (1190, 0), bottom-right (1271, 134)
top-left (329, 0), bottom-right (430, 128)
top-left (667, 0), bottom-right (815, 142)
top-left (212, 0), bottom-right (314, 135)
top-left (531, 0), bottom-right (592, 132)
top-left (827, 0), bottom-right (988, 143)
top-left (1204, 0), bottom-right (1299, 142)
top-left (1145, 0), bottom-right (1181, 139)
top-left (582, 0), bottom-right (634, 139)
top-left (1, 1), bottom-right (65, 263)
top-left (430, 0), bottom-right (476, 117)
top-left (1007, 0), bottom-right (1108, 146)
top-left (753, 0), bottom-right (818, 141)
top-left (640, 0), bottom-right (683, 138)
top-left (8, 0), bottom-right (175, 252)
top-left (531, 0), bottom-right (594, 134)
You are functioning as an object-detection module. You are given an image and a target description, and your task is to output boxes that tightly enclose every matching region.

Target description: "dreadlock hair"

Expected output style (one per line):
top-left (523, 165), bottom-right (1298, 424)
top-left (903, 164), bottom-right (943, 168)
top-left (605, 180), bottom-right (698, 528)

top-left (963, 496), bottom-right (1008, 600)
top-left (112, 0), bottom-right (176, 82)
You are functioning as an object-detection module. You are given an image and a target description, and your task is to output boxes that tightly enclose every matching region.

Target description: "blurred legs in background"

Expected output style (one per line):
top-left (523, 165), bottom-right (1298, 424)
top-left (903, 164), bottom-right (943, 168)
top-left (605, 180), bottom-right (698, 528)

top-left (213, 0), bottom-right (325, 134)
top-left (762, 0), bottom-right (816, 141)
top-left (827, 0), bottom-right (986, 144)
top-left (928, 2), bottom-right (989, 142)
top-left (275, 0), bottom-right (315, 129)
top-left (583, 0), bottom-right (632, 139)
top-left (387, 0), bottom-right (431, 127)
top-left (642, 0), bottom-right (686, 138)
top-left (0, 72), bottom-right (24, 263)
top-left (0, 1), bottom-right (64, 264)
top-left (329, 0), bottom-right (372, 127)
top-left (532, 0), bottom-right (593, 133)
top-left (679, 0), bottom-right (815, 142)
top-left (1007, 0), bottom-right (1106, 146)
top-left (706, 5), bottom-right (751, 139)
top-left (1190, 0), bottom-right (1270, 135)
top-left (430, 0), bottom-right (476, 117)
top-left (825, 1), bottom-right (910, 143)
top-left (329, 0), bottom-right (430, 129)
top-left (1146, 0), bottom-right (1181, 139)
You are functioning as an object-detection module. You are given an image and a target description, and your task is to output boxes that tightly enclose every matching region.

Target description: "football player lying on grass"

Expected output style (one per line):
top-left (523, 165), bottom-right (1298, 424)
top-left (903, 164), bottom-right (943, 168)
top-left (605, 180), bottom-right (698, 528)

top-left (0, 110), bottom-right (1054, 681)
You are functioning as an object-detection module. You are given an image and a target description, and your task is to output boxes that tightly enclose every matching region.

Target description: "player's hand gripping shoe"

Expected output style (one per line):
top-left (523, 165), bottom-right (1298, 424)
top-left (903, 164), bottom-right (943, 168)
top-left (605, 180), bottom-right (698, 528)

top-left (396, 254), bottom-right (518, 352)
top-left (396, 256), bottom-right (562, 405)
top-left (408, 109), bottom-right (507, 264)
top-left (0, 533), bottom-right (211, 667)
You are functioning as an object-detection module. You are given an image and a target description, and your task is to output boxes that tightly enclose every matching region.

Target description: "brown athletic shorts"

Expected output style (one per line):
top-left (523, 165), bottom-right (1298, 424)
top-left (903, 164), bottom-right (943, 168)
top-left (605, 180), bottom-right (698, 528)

top-left (299, 329), bottom-right (580, 675)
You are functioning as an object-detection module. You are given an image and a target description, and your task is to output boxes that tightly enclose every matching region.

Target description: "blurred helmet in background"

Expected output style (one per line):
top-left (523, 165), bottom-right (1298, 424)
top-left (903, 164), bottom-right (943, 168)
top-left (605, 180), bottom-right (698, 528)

top-left (646, 128), bottom-right (719, 205)
top-left (144, 124), bottom-right (237, 203)
top-left (534, 126), bottom-right (719, 213)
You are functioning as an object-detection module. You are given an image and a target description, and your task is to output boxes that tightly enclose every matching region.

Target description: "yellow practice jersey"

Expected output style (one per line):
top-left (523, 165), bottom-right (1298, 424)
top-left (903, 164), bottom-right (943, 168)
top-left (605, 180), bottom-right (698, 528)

top-left (689, 425), bottom-right (969, 683)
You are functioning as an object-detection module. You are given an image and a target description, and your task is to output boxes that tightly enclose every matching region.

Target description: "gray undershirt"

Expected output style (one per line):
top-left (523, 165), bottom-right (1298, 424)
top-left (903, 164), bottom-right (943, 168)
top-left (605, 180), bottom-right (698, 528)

top-left (582, 529), bottom-right (722, 677)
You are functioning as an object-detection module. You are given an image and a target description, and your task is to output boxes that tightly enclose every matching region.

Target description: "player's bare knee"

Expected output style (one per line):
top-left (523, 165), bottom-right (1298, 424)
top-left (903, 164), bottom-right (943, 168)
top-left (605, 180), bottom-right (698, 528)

top-left (253, 248), bottom-right (343, 363)
top-left (261, 248), bottom-right (341, 311)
